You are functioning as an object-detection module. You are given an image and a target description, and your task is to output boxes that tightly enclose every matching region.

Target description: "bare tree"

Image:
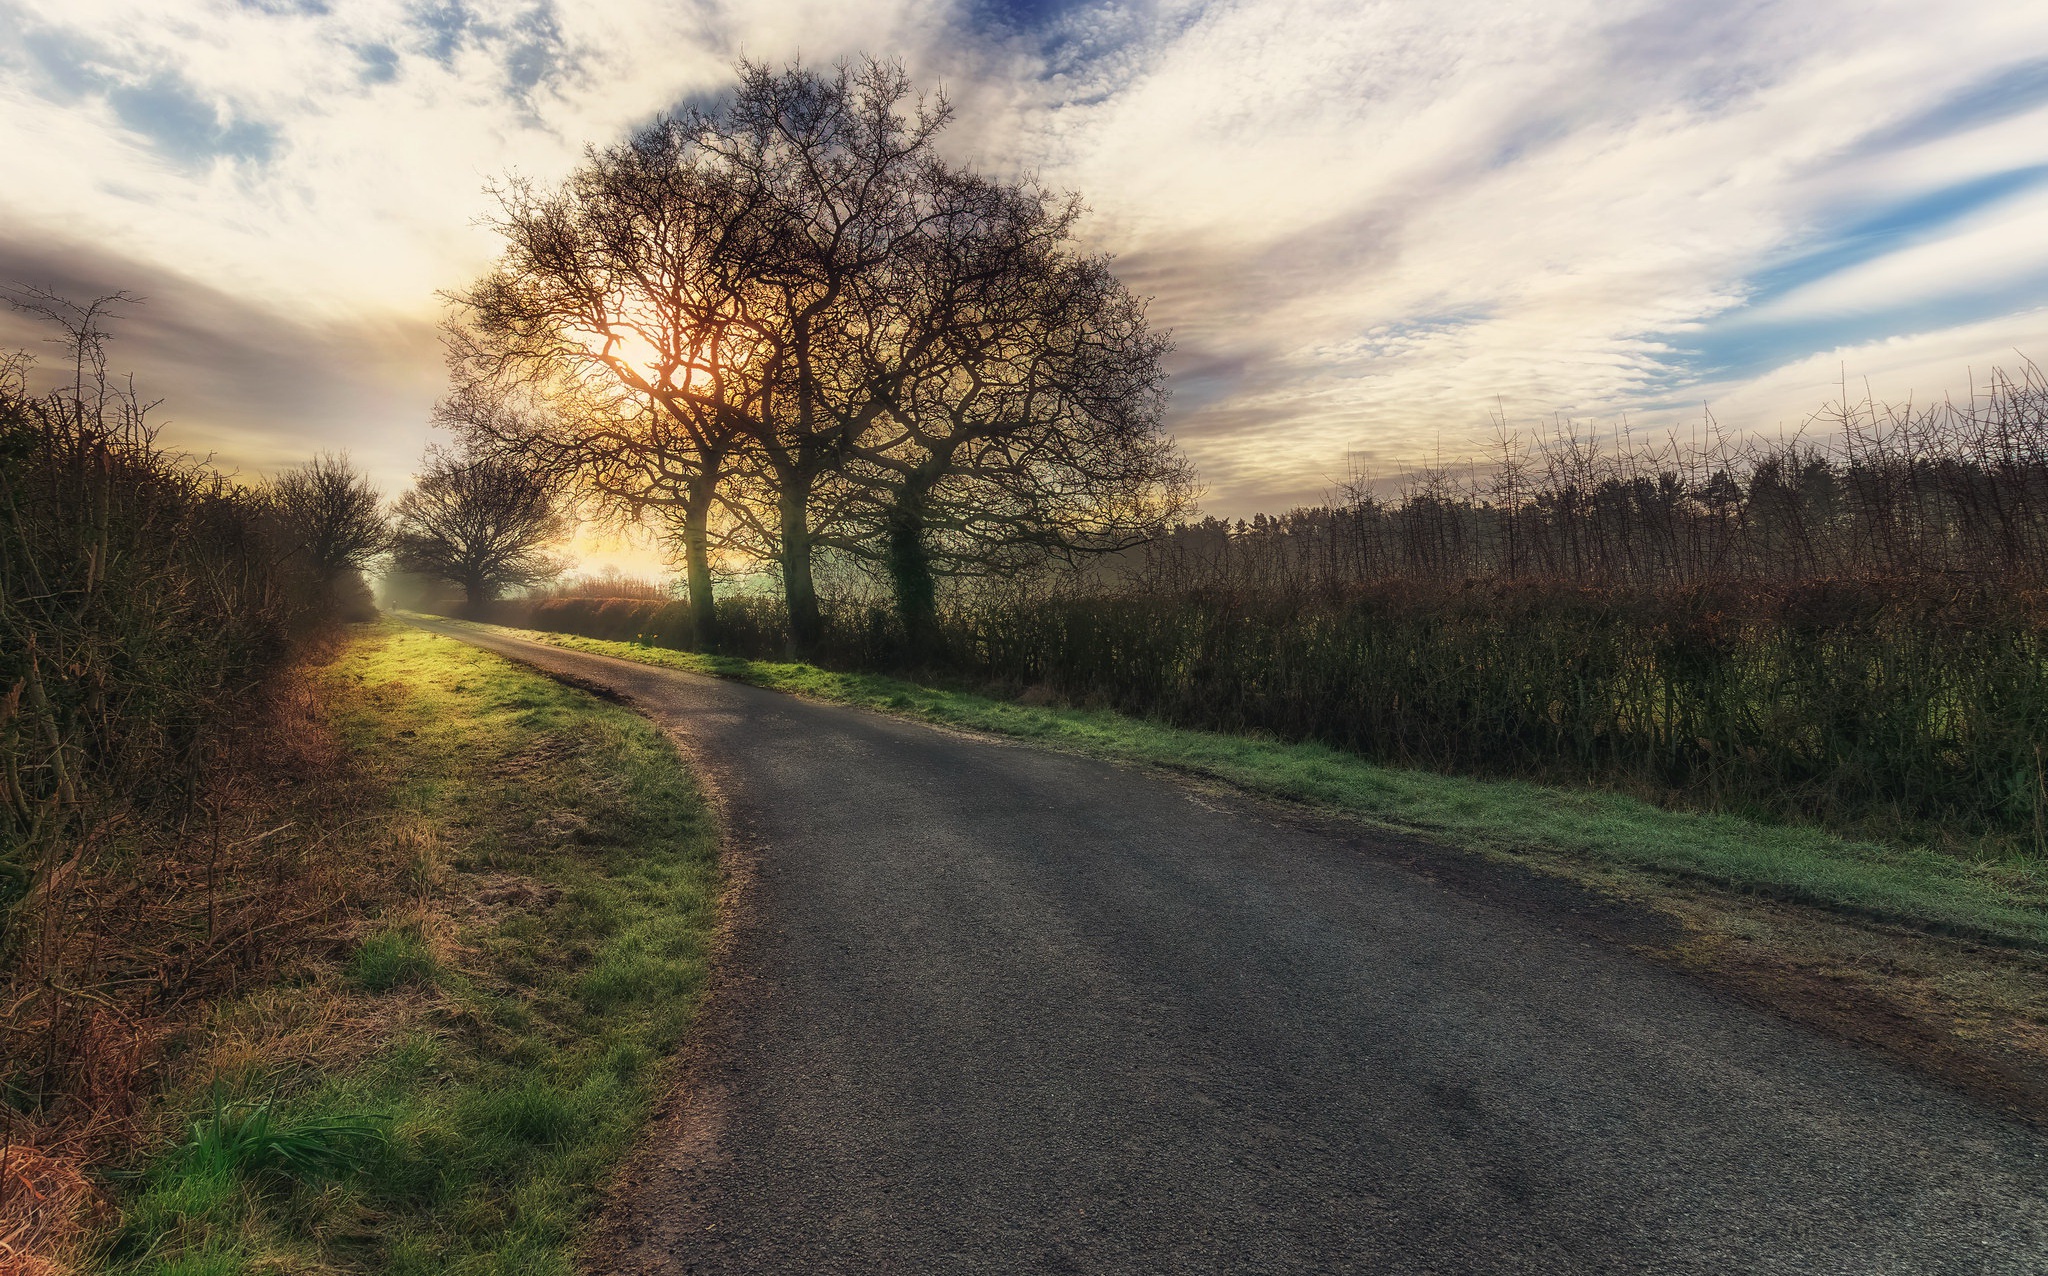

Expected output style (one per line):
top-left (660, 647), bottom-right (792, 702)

top-left (453, 56), bottom-right (1192, 655)
top-left (697, 58), bottom-right (958, 654)
top-left (391, 449), bottom-right (567, 609)
top-left (451, 59), bottom-right (952, 656)
top-left (269, 453), bottom-right (388, 593)
top-left (448, 119), bottom-right (762, 644)
top-left (834, 170), bottom-right (1195, 652)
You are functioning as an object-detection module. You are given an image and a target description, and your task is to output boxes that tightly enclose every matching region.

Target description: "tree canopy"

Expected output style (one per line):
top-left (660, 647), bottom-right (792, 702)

top-left (446, 57), bottom-right (1194, 655)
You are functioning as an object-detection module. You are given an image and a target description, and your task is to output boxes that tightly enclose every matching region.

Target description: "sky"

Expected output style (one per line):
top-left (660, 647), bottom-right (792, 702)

top-left (3, 0), bottom-right (2047, 572)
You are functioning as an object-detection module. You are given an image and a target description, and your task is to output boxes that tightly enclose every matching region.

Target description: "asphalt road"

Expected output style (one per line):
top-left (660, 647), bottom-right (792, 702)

top-left (414, 619), bottom-right (2048, 1274)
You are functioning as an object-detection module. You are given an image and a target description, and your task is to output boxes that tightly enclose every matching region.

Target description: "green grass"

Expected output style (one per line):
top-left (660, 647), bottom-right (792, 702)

top-left (107, 623), bottom-right (719, 1274)
top-left (439, 616), bottom-right (2048, 950)
top-left (347, 926), bottom-right (439, 992)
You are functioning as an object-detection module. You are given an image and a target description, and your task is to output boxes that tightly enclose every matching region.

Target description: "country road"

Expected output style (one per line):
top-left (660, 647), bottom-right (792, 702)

top-left (412, 618), bottom-right (2048, 1275)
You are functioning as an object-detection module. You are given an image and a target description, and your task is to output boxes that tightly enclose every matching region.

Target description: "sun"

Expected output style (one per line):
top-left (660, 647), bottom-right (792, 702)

top-left (581, 324), bottom-right (666, 376)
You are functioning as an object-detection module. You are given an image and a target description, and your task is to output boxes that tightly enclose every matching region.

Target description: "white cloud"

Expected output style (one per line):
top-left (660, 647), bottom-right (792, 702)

top-left (1749, 184), bottom-right (2048, 321)
top-left (2, 0), bottom-right (2046, 531)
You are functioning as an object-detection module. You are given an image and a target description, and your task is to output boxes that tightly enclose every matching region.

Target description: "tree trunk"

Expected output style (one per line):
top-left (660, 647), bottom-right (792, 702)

top-left (885, 486), bottom-right (940, 664)
top-left (680, 494), bottom-right (719, 652)
top-left (777, 481), bottom-right (823, 659)
top-left (462, 572), bottom-right (490, 617)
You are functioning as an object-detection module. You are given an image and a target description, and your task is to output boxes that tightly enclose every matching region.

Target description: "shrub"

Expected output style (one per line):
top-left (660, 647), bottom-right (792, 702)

top-left (0, 295), bottom-right (354, 1148)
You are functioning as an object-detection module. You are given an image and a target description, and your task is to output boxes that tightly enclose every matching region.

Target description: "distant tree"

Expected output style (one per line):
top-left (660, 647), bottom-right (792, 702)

top-left (269, 453), bottom-right (389, 591)
top-left (436, 366), bottom-right (737, 646)
top-left (391, 450), bottom-right (567, 609)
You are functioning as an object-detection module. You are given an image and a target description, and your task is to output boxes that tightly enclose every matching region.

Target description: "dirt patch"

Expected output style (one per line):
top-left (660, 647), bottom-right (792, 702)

top-left (499, 735), bottom-right (580, 776)
top-left (451, 872), bottom-right (566, 926)
top-left (1420, 842), bottom-right (2048, 1127)
top-left (1660, 894), bottom-right (2048, 1127)
top-left (1377, 833), bottom-right (1686, 951)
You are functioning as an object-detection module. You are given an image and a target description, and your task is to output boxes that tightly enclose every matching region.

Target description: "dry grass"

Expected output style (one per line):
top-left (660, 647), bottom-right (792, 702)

top-left (3, 301), bottom-right (372, 1184)
top-left (0, 1145), bottom-right (111, 1276)
top-left (91, 623), bottom-right (719, 1275)
top-left (0, 634), bottom-right (426, 1275)
top-left (1, 652), bottom-right (399, 1160)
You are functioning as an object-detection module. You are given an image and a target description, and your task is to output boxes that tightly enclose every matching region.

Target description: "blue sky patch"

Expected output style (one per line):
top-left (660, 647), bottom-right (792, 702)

top-left (357, 42), bottom-right (401, 85)
top-left (20, 26), bottom-right (107, 101)
top-left (1672, 273), bottom-right (2048, 394)
top-left (16, 26), bottom-right (277, 167)
top-left (973, 0), bottom-right (1082, 32)
top-left (107, 74), bottom-right (278, 165)
top-left (238, 0), bottom-right (333, 15)
top-left (503, 4), bottom-right (565, 94)
top-left (408, 0), bottom-right (475, 66)
top-left (1741, 165), bottom-right (2048, 310)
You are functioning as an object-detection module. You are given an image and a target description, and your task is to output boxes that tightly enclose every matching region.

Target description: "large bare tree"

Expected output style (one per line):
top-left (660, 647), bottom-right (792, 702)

top-left (448, 119), bottom-right (765, 644)
top-left (700, 58), bottom-right (957, 653)
top-left (454, 59), bottom-right (960, 656)
top-left (833, 168), bottom-right (1195, 652)
top-left (452, 56), bottom-right (1192, 655)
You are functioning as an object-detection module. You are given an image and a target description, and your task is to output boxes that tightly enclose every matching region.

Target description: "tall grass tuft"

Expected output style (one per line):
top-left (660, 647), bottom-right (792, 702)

top-left (180, 1094), bottom-right (387, 1181)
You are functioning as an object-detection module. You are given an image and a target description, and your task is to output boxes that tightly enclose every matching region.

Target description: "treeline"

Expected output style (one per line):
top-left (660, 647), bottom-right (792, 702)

top-left (440, 58), bottom-right (1192, 656)
top-left (510, 367), bottom-right (2048, 846)
top-left (1134, 366), bottom-right (2048, 592)
top-left (0, 294), bottom-right (382, 1150)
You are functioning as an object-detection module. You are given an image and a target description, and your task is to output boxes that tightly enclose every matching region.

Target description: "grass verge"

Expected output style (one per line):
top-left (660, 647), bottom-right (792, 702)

top-left (102, 622), bottom-right (717, 1275)
top-left (439, 616), bottom-right (2048, 950)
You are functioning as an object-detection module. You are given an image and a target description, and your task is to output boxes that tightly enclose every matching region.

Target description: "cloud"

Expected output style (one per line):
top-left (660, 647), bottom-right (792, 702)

top-left (107, 73), bottom-right (279, 163)
top-left (11, 22), bottom-right (277, 165)
top-left (1004, 0), bottom-right (2048, 508)
top-left (1745, 182), bottom-right (2048, 323)
top-left (1697, 307), bottom-right (2048, 437)
top-left (1851, 57), bottom-right (2048, 155)
top-left (1, 0), bottom-right (2046, 530)
top-left (0, 231), bottom-right (443, 498)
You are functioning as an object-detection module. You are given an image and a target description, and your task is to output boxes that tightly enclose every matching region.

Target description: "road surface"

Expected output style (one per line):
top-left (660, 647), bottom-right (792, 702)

top-left (413, 618), bottom-right (2048, 1274)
